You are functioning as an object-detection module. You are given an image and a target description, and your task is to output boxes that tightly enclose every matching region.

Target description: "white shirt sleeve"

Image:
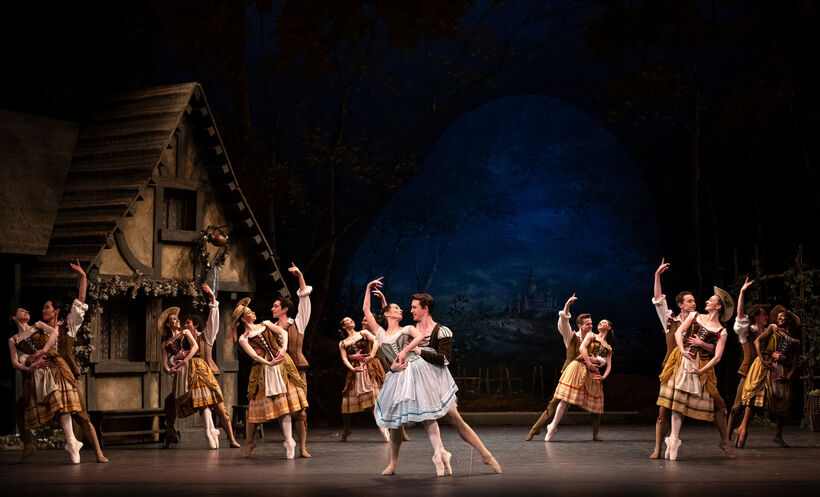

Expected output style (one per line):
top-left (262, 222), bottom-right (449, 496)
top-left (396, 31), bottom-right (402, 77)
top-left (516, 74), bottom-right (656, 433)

top-left (557, 310), bottom-right (573, 348)
top-left (202, 300), bottom-right (220, 346)
top-left (733, 314), bottom-right (750, 344)
top-left (65, 298), bottom-right (89, 338)
top-left (651, 294), bottom-right (673, 334)
top-left (294, 286), bottom-right (312, 334)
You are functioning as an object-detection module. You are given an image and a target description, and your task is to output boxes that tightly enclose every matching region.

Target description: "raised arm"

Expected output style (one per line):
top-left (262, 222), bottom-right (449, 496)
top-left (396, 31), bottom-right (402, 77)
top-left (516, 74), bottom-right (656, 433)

top-left (362, 278), bottom-right (383, 333)
top-left (201, 283), bottom-right (220, 345)
top-left (288, 263), bottom-right (313, 334)
top-left (652, 259), bottom-right (672, 332)
top-left (557, 294), bottom-right (576, 347)
top-left (372, 289), bottom-right (388, 309)
top-left (70, 259), bottom-right (87, 304)
top-left (736, 277), bottom-right (753, 319)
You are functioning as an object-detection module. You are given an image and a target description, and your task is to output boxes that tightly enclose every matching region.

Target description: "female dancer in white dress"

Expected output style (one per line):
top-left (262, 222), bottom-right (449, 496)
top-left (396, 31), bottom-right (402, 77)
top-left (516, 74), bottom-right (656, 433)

top-left (363, 278), bottom-right (457, 477)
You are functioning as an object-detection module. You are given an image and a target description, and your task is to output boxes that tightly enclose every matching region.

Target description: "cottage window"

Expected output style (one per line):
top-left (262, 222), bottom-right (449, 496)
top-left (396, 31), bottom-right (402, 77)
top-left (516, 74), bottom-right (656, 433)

top-left (165, 189), bottom-right (197, 231)
top-left (99, 298), bottom-right (146, 362)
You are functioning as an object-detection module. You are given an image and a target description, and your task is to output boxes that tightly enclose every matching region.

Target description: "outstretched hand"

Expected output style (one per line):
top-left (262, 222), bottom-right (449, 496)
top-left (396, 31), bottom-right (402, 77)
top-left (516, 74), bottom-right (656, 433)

top-left (69, 259), bottom-right (86, 278)
top-left (367, 277), bottom-right (384, 290)
top-left (202, 283), bottom-right (215, 298)
top-left (656, 258), bottom-right (670, 276)
top-left (740, 277), bottom-right (754, 293)
top-left (287, 262), bottom-right (302, 277)
top-left (565, 293), bottom-right (577, 308)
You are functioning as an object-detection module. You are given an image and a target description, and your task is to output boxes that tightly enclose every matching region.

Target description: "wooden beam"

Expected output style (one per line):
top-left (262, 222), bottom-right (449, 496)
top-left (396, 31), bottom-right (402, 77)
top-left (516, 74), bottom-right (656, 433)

top-left (94, 361), bottom-right (149, 374)
top-left (115, 231), bottom-right (154, 276)
top-left (159, 228), bottom-right (199, 244)
top-left (151, 175), bottom-right (203, 191)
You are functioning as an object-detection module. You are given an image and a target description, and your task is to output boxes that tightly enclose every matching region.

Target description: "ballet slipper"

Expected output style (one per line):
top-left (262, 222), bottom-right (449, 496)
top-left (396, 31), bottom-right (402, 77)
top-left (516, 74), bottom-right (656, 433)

top-left (64, 439), bottom-right (83, 464)
top-left (284, 439), bottom-right (296, 459)
top-left (401, 427), bottom-right (411, 441)
top-left (482, 454), bottom-right (502, 474)
top-left (432, 451), bottom-right (445, 477)
top-left (381, 462), bottom-right (397, 475)
top-left (525, 427), bottom-right (540, 441)
top-left (242, 440), bottom-right (257, 458)
top-left (300, 446), bottom-right (311, 458)
top-left (17, 444), bottom-right (36, 464)
top-left (648, 449), bottom-right (661, 459)
top-left (719, 440), bottom-right (736, 458)
top-left (230, 440), bottom-right (241, 448)
top-left (380, 427), bottom-right (390, 442)
top-left (772, 435), bottom-right (789, 448)
top-left (735, 427), bottom-right (747, 448)
top-left (95, 453), bottom-right (110, 463)
top-left (340, 428), bottom-right (351, 442)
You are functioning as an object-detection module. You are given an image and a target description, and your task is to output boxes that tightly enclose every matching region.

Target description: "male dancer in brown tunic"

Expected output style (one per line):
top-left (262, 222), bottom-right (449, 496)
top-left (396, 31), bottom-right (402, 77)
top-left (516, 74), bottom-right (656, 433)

top-left (409, 292), bottom-right (502, 473)
top-left (16, 261), bottom-right (108, 463)
top-left (649, 259), bottom-right (733, 458)
top-left (271, 263), bottom-right (312, 457)
top-left (526, 294), bottom-right (600, 441)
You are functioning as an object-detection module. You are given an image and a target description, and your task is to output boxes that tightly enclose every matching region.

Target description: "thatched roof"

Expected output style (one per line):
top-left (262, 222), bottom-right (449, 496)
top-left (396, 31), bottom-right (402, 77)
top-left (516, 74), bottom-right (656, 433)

top-left (0, 110), bottom-right (78, 255)
top-left (18, 83), bottom-right (288, 296)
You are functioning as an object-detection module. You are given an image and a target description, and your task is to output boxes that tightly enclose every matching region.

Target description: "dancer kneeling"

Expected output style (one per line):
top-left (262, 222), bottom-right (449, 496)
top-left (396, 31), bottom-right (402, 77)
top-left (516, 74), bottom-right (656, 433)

top-left (233, 298), bottom-right (309, 459)
top-left (338, 317), bottom-right (389, 442)
top-left (364, 278), bottom-right (457, 477)
top-left (546, 318), bottom-right (613, 441)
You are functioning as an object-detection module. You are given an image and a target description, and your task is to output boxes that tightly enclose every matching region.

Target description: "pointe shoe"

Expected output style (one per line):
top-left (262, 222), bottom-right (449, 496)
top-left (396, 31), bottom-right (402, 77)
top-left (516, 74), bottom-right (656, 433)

top-left (284, 439), bottom-right (296, 460)
top-left (664, 435), bottom-right (681, 461)
top-left (432, 451), bottom-right (446, 477)
top-left (210, 429), bottom-right (221, 449)
top-left (64, 439), bottom-right (83, 464)
top-left (719, 440), bottom-right (736, 458)
top-left (205, 429), bottom-right (217, 449)
top-left (381, 462), bottom-right (397, 476)
top-left (482, 454), bottom-right (502, 474)
top-left (440, 449), bottom-right (453, 476)
top-left (544, 424), bottom-right (557, 442)
top-left (735, 428), bottom-right (747, 449)
top-left (242, 440), bottom-right (257, 458)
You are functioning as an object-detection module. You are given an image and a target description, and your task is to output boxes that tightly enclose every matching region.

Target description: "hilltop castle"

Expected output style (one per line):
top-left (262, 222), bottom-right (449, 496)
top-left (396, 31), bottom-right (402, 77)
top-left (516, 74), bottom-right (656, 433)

top-left (505, 267), bottom-right (558, 317)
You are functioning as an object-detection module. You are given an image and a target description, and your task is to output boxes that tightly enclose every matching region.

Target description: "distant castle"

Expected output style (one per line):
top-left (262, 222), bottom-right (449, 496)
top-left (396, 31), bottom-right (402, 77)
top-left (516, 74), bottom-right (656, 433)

top-left (504, 267), bottom-right (558, 317)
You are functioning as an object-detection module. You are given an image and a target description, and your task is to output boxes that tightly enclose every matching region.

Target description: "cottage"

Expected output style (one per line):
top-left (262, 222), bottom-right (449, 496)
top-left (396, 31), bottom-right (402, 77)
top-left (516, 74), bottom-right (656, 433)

top-left (1, 83), bottom-right (289, 440)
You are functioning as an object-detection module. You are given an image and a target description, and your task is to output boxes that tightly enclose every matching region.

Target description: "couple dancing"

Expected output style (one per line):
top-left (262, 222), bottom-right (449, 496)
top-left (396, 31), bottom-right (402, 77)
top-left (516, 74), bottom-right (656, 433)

top-left (362, 278), bottom-right (502, 477)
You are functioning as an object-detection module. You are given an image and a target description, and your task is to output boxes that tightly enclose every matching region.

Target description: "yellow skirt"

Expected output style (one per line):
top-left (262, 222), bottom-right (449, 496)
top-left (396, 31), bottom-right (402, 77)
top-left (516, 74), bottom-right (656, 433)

top-left (175, 357), bottom-right (224, 418)
top-left (741, 357), bottom-right (791, 415)
top-left (23, 357), bottom-right (82, 429)
top-left (247, 364), bottom-right (309, 423)
top-left (553, 360), bottom-right (604, 414)
top-left (656, 348), bottom-right (719, 421)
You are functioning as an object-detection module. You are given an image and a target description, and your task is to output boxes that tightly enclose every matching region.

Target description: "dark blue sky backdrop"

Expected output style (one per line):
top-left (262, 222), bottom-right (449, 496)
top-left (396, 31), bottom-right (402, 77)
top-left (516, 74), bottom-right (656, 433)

top-left (344, 95), bottom-right (661, 339)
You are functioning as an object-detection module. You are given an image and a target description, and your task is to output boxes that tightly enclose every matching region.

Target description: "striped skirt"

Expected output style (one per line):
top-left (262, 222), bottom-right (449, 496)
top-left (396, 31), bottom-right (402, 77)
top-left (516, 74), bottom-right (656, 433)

top-left (247, 364), bottom-right (309, 423)
top-left (741, 357), bottom-right (791, 415)
top-left (174, 357), bottom-right (224, 417)
top-left (656, 349), bottom-right (717, 422)
top-left (553, 360), bottom-right (604, 414)
top-left (23, 357), bottom-right (83, 429)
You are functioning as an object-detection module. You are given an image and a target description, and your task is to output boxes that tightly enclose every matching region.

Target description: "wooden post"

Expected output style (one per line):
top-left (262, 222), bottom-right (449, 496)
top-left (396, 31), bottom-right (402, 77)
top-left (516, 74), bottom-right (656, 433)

top-left (485, 368), bottom-right (490, 395)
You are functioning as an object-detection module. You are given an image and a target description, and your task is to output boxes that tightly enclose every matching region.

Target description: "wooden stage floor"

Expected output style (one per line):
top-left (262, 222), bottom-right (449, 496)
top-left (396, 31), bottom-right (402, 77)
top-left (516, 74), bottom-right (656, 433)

top-left (2, 424), bottom-right (819, 496)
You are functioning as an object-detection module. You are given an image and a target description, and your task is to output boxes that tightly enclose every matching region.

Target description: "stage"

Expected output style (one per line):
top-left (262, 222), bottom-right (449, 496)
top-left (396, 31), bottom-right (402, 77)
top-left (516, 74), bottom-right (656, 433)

top-left (3, 425), bottom-right (819, 496)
